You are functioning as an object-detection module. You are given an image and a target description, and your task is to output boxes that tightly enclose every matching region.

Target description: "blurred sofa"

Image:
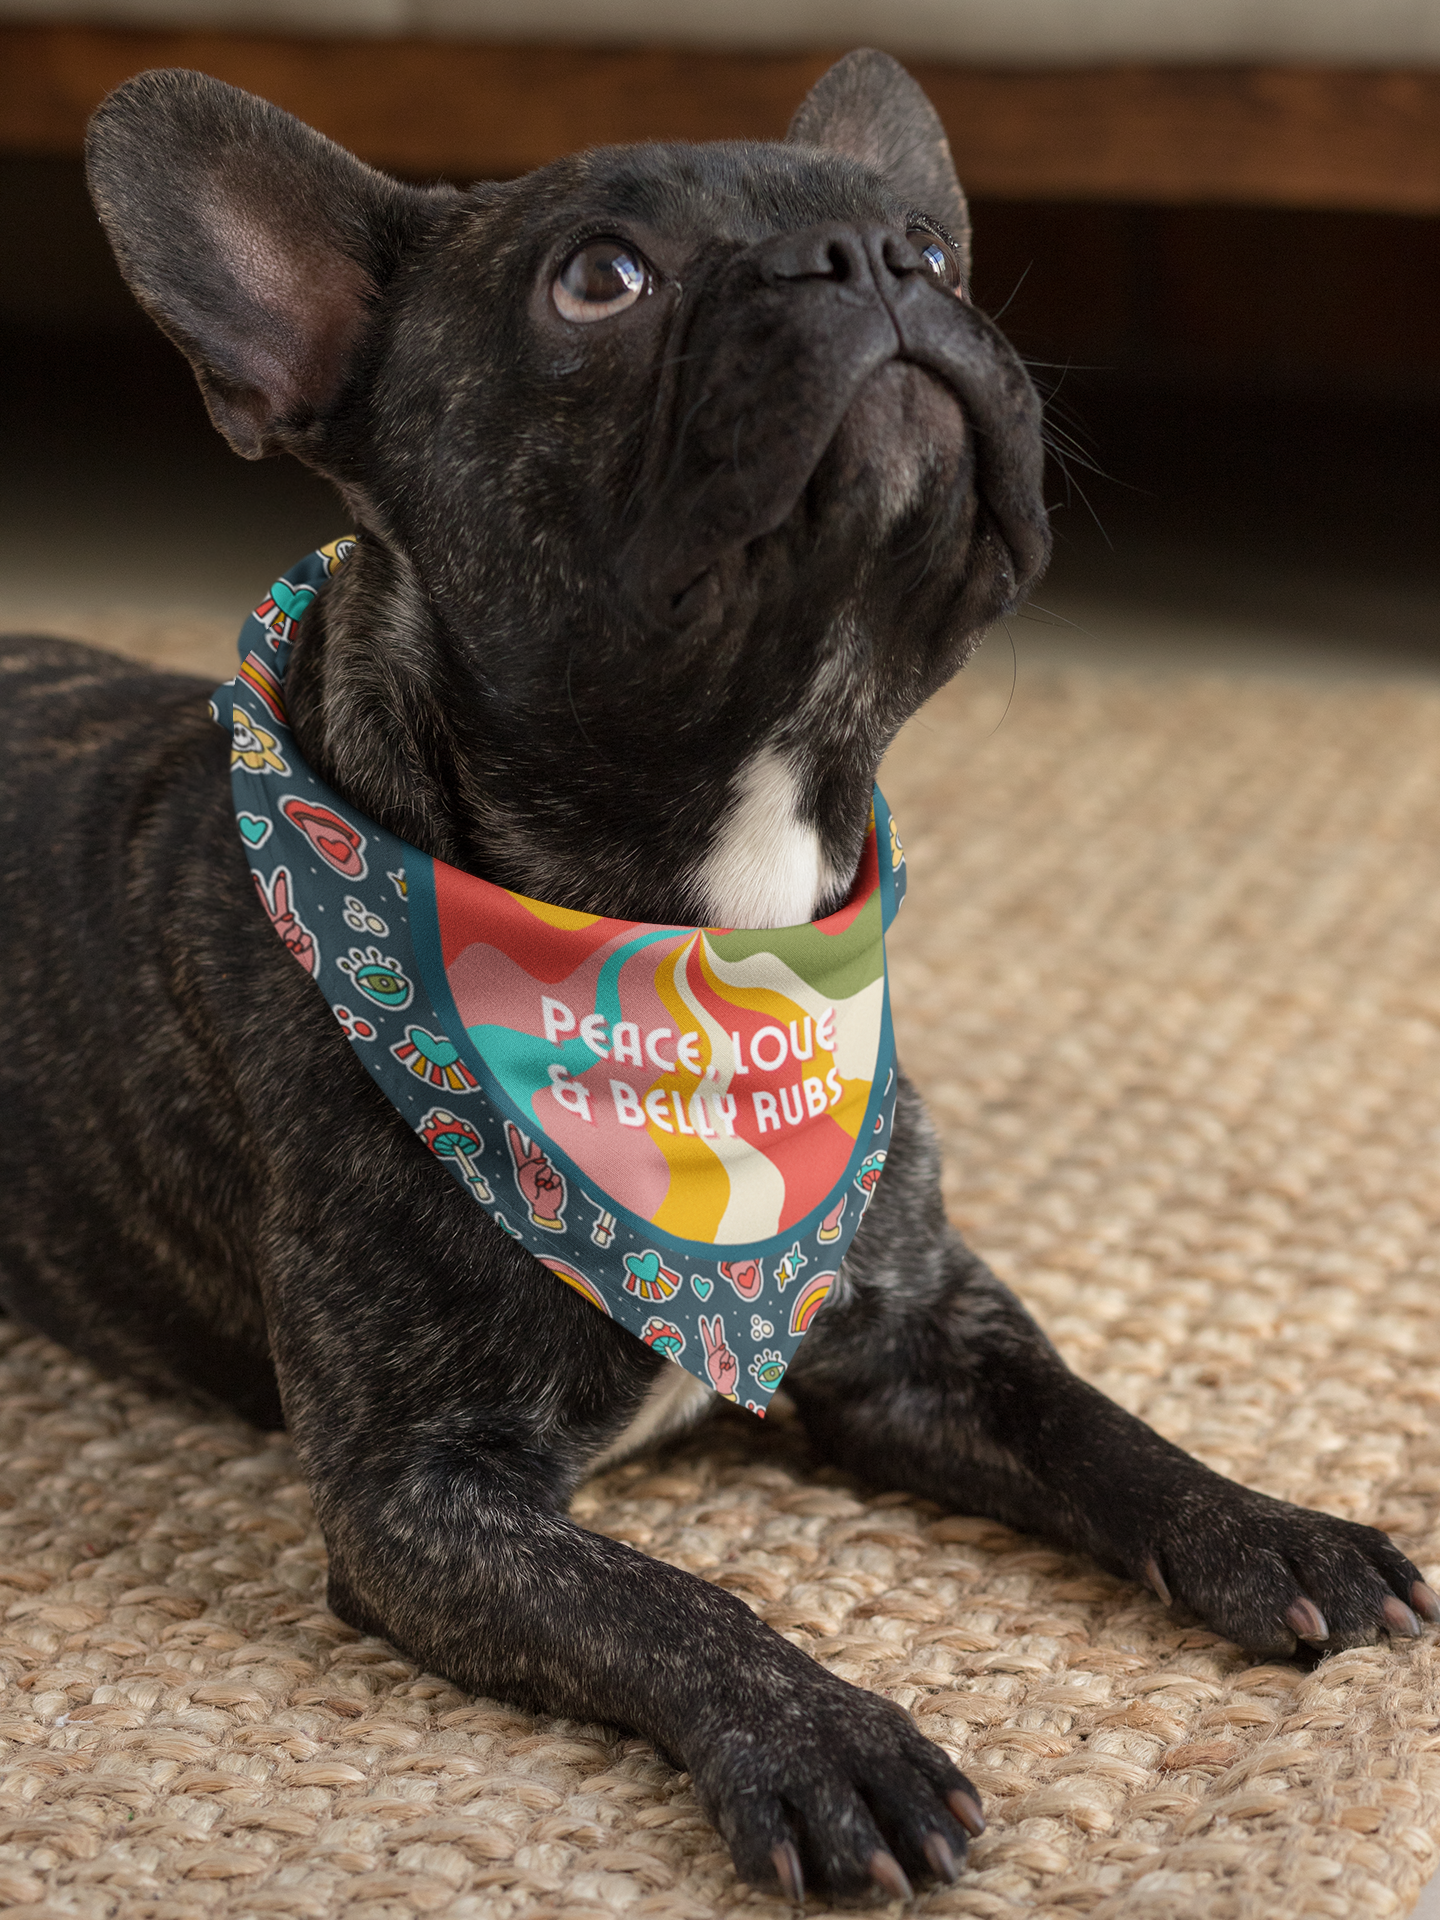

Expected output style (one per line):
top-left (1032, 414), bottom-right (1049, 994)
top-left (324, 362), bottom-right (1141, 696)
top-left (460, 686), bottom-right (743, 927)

top-left (1, 0), bottom-right (1438, 211)
top-left (6, 0), bottom-right (1440, 62)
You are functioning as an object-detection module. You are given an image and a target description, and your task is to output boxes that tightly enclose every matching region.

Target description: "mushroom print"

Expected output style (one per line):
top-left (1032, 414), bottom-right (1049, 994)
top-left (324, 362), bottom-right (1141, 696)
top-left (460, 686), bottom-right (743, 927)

top-left (417, 1109), bottom-right (493, 1200)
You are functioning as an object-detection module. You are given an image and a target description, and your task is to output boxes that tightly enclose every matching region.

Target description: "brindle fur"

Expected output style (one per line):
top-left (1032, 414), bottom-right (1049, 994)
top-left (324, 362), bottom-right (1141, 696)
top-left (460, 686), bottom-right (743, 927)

top-left (0, 52), bottom-right (1428, 1902)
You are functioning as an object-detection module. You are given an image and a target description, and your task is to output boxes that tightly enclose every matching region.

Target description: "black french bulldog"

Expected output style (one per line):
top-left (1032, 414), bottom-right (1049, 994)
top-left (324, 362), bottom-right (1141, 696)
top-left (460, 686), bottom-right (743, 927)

top-left (1, 51), bottom-right (1432, 1903)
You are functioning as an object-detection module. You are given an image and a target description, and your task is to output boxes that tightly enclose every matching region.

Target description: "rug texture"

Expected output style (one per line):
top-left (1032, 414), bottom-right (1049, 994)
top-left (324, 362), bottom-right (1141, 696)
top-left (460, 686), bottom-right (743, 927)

top-left (2, 614), bottom-right (1439, 1920)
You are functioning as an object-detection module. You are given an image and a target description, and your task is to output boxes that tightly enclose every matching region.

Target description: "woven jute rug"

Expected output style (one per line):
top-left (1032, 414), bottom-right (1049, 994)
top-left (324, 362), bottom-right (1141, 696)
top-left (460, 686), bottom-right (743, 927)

top-left (3, 607), bottom-right (1439, 1920)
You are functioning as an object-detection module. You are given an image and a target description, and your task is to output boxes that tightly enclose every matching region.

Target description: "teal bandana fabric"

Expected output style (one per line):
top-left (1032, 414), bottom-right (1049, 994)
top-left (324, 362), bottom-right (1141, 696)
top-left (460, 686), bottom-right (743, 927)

top-left (213, 542), bottom-right (905, 1414)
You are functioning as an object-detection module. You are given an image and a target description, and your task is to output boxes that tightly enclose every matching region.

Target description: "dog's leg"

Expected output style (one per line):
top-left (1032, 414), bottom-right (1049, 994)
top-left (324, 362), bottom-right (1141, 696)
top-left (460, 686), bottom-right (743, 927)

top-left (786, 1072), bottom-right (1435, 1655)
top-left (256, 1176), bottom-right (982, 1901)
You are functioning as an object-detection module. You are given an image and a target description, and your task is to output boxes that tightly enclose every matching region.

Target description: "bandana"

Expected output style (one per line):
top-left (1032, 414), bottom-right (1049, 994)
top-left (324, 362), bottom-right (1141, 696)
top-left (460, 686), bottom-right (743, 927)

top-left (213, 542), bottom-right (904, 1414)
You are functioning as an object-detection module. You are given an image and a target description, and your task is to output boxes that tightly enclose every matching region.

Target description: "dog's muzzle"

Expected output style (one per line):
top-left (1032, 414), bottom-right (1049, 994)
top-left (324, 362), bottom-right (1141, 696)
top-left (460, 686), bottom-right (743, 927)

top-left (617, 221), bottom-right (1050, 624)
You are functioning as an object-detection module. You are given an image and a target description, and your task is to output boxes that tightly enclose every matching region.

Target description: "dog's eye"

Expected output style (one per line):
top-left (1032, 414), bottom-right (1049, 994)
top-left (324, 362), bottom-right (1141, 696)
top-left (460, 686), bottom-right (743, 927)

top-left (553, 240), bottom-right (648, 322)
top-left (907, 228), bottom-right (961, 293)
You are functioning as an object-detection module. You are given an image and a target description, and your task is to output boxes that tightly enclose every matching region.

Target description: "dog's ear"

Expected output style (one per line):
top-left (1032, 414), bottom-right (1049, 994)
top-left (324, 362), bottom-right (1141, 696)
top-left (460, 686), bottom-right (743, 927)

top-left (86, 69), bottom-right (454, 458)
top-left (786, 49), bottom-right (970, 281)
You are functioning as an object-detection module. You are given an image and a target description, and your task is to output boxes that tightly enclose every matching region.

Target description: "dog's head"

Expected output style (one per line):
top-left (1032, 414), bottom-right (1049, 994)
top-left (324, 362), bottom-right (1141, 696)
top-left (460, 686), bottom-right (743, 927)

top-left (87, 55), bottom-right (1049, 924)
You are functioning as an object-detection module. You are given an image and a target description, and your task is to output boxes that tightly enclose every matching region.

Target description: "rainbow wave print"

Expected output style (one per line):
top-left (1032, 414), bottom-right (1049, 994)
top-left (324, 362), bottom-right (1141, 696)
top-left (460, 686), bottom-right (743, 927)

top-left (430, 829), bottom-right (887, 1248)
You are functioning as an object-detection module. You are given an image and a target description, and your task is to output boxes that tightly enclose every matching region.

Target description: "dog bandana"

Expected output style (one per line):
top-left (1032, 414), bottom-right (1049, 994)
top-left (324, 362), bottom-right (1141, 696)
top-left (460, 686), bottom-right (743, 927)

top-left (214, 541), bottom-right (904, 1414)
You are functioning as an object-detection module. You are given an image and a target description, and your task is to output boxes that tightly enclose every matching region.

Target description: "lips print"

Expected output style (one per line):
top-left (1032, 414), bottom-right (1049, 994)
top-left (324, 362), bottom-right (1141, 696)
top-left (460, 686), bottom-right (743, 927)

top-left (718, 1258), bottom-right (763, 1301)
top-left (280, 795), bottom-right (368, 878)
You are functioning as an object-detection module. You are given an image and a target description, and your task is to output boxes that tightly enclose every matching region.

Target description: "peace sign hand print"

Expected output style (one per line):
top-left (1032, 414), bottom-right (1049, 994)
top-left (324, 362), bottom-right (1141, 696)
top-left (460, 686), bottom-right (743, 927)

top-left (253, 866), bottom-right (318, 976)
top-left (504, 1122), bottom-right (568, 1232)
top-left (698, 1315), bottom-right (739, 1399)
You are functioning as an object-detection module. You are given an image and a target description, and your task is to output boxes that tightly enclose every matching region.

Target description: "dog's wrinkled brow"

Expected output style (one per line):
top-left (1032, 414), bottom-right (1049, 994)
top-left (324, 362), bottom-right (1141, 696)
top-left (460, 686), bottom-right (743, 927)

top-left (537, 144), bottom-right (898, 254)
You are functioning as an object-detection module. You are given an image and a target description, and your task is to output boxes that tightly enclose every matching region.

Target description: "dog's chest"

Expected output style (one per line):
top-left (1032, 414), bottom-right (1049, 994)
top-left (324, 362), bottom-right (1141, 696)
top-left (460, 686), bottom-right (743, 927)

top-left (581, 751), bottom-right (839, 1469)
top-left (698, 746), bottom-right (837, 928)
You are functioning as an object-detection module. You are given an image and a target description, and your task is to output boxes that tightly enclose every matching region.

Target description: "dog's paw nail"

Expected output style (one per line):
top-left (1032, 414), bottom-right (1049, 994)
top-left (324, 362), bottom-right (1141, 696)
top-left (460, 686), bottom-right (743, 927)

top-left (868, 1850), bottom-right (913, 1902)
top-left (1143, 1554), bottom-right (1173, 1607)
top-left (1411, 1581), bottom-right (1440, 1624)
top-left (1383, 1595), bottom-right (1422, 1638)
top-left (771, 1840), bottom-right (804, 1905)
top-left (922, 1831), bottom-right (960, 1883)
top-left (947, 1788), bottom-right (985, 1837)
top-left (1285, 1598), bottom-right (1330, 1642)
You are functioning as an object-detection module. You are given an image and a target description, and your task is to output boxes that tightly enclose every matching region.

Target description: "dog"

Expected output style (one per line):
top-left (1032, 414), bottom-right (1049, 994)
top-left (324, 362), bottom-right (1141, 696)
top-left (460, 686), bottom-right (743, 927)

top-left (1, 50), bottom-right (1432, 1903)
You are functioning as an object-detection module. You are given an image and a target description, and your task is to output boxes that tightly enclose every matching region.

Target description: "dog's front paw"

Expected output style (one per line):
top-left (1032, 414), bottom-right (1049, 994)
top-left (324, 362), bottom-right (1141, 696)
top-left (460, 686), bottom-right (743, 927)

top-left (690, 1677), bottom-right (982, 1901)
top-left (1144, 1476), bottom-right (1439, 1656)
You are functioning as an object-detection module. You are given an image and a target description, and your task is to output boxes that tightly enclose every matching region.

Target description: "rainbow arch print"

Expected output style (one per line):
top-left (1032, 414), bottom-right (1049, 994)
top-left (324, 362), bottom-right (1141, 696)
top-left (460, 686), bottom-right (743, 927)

top-left (788, 1272), bottom-right (835, 1337)
top-left (539, 1258), bottom-right (612, 1315)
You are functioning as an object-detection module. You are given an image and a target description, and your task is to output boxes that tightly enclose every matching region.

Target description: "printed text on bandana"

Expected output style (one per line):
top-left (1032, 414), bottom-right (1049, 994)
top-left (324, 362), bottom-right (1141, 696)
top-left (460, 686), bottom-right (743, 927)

top-left (432, 850), bottom-right (887, 1247)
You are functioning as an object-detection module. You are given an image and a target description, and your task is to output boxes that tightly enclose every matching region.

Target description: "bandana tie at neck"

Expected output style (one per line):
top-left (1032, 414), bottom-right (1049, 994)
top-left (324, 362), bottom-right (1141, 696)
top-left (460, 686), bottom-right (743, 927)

top-left (214, 542), bottom-right (904, 1414)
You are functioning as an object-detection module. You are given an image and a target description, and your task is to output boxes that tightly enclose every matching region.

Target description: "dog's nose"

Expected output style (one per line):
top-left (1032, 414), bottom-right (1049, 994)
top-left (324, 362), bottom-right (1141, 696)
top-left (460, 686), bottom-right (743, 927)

top-left (756, 222), bottom-right (925, 296)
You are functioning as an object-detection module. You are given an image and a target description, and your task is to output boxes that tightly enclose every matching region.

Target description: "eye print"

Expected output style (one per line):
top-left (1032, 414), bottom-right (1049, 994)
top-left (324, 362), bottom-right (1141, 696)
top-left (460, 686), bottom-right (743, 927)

top-left (553, 238), bottom-right (649, 323)
top-left (907, 226), bottom-right (963, 295)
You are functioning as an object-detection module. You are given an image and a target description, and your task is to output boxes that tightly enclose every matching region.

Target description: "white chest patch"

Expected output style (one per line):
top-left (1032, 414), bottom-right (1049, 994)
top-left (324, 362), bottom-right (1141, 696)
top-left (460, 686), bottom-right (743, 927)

top-left (698, 745), bottom-right (833, 929)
